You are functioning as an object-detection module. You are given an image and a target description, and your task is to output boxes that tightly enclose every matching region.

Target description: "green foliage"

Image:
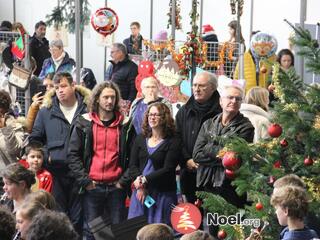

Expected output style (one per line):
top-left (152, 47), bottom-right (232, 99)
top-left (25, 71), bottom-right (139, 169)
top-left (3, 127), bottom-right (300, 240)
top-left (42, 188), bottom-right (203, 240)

top-left (199, 22), bottom-right (320, 239)
top-left (46, 0), bottom-right (91, 33)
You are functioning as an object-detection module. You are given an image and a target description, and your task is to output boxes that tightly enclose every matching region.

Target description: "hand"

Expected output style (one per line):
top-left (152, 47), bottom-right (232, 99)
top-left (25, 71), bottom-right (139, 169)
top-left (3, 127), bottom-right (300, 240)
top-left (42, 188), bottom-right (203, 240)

top-left (115, 181), bottom-right (123, 189)
top-left (133, 176), bottom-right (142, 189)
top-left (86, 181), bottom-right (96, 191)
top-left (186, 159), bottom-right (199, 170)
top-left (32, 92), bottom-right (44, 107)
top-left (136, 188), bottom-right (147, 203)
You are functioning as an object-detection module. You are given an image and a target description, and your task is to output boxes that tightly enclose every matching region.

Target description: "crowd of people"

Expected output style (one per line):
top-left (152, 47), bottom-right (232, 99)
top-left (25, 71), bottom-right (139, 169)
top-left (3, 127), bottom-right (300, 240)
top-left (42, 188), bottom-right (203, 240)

top-left (0, 18), bottom-right (319, 240)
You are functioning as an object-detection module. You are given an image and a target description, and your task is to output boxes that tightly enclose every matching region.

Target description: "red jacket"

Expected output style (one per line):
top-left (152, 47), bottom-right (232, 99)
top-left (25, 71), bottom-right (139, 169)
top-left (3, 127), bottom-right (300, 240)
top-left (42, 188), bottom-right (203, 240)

top-left (19, 159), bottom-right (53, 193)
top-left (88, 112), bottom-right (124, 182)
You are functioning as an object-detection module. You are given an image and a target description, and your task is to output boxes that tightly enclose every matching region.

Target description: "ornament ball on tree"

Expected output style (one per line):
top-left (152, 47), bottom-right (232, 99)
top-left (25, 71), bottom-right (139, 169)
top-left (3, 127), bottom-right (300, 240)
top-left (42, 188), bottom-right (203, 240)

top-left (280, 139), bottom-right (288, 147)
top-left (222, 151), bottom-right (241, 170)
top-left (217, 229), bottom-right (227, 239)
top-left (304, 157), bottom-right (314, 166)
top-left (255, 202), bottom-right (264, 211)
top-left (194, 199), bottom-right (202, 208)
top-left (268, 123), bottom-right (283, 138)
top-left (225, 169), bottom-right (236, 179)
top-left (268, 176), bottom-right (276, 185)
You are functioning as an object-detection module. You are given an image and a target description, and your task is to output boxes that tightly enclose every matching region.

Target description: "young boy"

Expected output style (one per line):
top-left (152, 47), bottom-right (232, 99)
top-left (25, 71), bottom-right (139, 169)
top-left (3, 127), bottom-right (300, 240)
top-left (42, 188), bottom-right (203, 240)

top-left (270, 185), bottom-right (318, 240)
top-left (20, 142), bottom-right (52, 193)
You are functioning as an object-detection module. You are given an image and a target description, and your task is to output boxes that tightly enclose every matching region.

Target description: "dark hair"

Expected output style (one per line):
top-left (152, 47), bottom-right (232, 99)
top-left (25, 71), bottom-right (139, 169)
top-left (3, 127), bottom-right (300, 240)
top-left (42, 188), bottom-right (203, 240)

top-left (1, 163), bottom-right (36, 189)
top-left (141, 102), bottom-right (175, 138)
top-left (25, 210), bottom-right (78, 240)
top-left (0, 90), bottom-right (12, 113)
top-left (0, 206), bottom-right (16, 240)
top-left (130, 21), bottom-right (141, 29)
top-left (228, 20), bottom-right (245, 45)
top-left (52, 72), bottom-right (73, 85)
top-left (25, 142), bottom-right (44, 158)
top-left (277, 48), bottom-right (294, 67)
top-left (35, 21), bottom-right (46, 30)
top-left (45, 72), bottom-right (55, 80)
top-left (0, 20), bottom-right (12, 31)
top-left (89, 82), bottom-right (121, 113)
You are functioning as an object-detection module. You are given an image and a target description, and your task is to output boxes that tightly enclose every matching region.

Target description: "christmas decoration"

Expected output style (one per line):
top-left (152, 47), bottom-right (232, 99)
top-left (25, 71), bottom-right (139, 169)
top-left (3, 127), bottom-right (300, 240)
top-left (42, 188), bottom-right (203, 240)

top-left (255, 202), bottom-right (264, 211)
top-left (225, 169), bottom-right (236, 179)
top-left (90, 7), bottom-right (118, 36)
top-left (217, 229), bottom-right (227, 239)
top-left (280, 139), bottom-right (288, 147)
top-left (135, 60), bottom-right (156, 98)
top-left (194, 199), bottom-right (202, 208)
top-left (167, 0), bottom-right (182, 30)
top-left (197, 20), bottom-right (320, 239)
top-left (46, 0), bottom-right (91, 33)
top-left (222, 151), bottom-right (241, 170)
top-left (304, 157), bottom-right (314, 166)
top-left (267, 123), bottom-right (282, 138)
top-left (250, 32), bottom-right (278, 59)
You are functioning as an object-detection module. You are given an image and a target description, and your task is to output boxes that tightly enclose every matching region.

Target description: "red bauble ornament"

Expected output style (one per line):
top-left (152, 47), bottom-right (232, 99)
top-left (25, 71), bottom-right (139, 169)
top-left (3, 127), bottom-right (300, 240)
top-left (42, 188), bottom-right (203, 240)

top-left (268, 124), bottom-right (283, 138)
top-left (273, 160), bottom-right (281, 168)
top-left (304, 157), bottom-right (314, 166)
top-left (225, 169), bottom-right (236, 179)
top-left (194, 199), bottom-right (202, 208)
top-left (217, 230), bottom-right (227, 239)
top-left (280, 139), bottom-right (288, 147)
top-left (255, 202), bottom-right (264, 211)
top-left (222, 151), bottom-right (241, 170)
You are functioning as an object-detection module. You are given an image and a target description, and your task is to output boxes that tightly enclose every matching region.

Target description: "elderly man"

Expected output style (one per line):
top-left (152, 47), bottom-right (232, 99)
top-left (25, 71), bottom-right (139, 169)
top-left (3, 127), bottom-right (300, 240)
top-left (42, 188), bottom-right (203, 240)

top-left (38, 39), bottom-right (75, 80)
top-left (193, 85), bottom-right (254, 234)
top-left (107, 43), bottom-right (138, 103)
top-left (176, 71), bottom-right (222, 204)
top-left (193, 85), bottom-right (254, 200)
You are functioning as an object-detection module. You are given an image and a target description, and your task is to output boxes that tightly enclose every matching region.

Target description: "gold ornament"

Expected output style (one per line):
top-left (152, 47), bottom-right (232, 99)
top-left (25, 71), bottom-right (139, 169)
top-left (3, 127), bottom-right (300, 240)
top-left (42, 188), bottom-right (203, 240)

top-left (302, 177), bottom-right (320, 201)
top-left (314, 113), bottom-right (320, 130)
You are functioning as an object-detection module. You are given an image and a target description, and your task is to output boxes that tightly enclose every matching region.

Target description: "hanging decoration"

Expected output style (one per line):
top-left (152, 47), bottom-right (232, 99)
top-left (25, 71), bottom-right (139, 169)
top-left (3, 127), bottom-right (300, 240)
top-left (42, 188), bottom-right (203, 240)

top-left (167, 0), bottom-right (182, 30)
top-left (230, 0), bottom-right (244, 16)
top-left (91, 7), bottom-right (119, 36)
top-left (46, 0), bottom-right (91, 33)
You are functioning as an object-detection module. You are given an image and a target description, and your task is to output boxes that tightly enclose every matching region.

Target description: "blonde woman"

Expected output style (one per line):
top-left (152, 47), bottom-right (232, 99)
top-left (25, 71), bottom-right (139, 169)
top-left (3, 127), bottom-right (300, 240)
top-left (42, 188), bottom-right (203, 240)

top-left (240, 87), bottom-right (271, 142)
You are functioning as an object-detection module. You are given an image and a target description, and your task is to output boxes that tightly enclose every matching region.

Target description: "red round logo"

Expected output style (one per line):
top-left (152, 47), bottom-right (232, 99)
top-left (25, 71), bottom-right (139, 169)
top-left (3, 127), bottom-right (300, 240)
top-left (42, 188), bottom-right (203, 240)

top-left (170, 203), bottom-right (202, 234)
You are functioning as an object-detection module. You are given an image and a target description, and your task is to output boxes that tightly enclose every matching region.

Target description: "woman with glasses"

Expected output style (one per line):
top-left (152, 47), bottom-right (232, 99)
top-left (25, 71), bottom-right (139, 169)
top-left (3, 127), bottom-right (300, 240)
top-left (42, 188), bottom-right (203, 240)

top-left (120, 102), bottom-right (180, 225)
top-left (38, 39), bottom-right (75, 80)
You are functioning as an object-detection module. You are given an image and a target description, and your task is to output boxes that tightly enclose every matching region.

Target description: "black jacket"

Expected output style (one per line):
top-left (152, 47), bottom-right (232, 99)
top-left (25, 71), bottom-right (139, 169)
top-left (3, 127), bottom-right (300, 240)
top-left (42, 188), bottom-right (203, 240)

top-left (193, 112), bottom-right (254, 188)
top-left (175, 91), bottom-right (222, 167)
top-left (29, 86), bottom-right (91, 172)
top-left (67, 113), bottom-right (129, 188)
top-left (110, 56), bottom-right (138, 102)
top-left (29, 34), bottom-right (50, 76)
top-left (119, 134), bottom-right (181, 192)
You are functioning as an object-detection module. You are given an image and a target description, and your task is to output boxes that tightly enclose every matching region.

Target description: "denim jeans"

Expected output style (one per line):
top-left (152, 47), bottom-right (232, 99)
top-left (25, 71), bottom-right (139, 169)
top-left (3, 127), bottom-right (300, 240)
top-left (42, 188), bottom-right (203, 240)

top-left (83, 184), bottom-right (126, 240)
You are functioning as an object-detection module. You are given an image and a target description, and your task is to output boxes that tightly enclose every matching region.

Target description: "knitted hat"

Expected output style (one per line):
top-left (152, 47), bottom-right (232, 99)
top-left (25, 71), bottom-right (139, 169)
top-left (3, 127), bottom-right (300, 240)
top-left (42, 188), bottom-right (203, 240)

top-left (154, 30), bottom-right (168, 41)
top-left (202, 24), bottom-right (214, 34)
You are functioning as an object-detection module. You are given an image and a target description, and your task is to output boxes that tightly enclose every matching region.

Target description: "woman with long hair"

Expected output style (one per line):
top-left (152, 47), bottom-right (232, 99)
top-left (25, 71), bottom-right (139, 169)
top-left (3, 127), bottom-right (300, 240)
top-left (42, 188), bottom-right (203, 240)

top-left (120, 102), bottom-right (181, 225)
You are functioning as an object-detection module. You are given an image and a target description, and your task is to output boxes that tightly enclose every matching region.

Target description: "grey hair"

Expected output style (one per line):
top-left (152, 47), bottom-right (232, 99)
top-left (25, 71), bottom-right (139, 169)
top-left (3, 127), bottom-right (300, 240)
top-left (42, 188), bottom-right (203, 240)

top-left (194, 71), bottom-right (218, 90)
top-left (221, 85), bottom-right (245, 99)
top-left (141, 77), bottom-right (158, 89)
top-left (50, 39), bottom-right (63, 49)
top-left (112, 42), bottom-right (127, 55)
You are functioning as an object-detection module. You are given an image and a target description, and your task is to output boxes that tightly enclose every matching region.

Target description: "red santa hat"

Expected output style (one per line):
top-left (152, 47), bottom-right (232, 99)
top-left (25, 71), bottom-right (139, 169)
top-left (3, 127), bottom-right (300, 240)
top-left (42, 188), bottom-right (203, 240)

top-left (202, 24), bottom-right (214, 34)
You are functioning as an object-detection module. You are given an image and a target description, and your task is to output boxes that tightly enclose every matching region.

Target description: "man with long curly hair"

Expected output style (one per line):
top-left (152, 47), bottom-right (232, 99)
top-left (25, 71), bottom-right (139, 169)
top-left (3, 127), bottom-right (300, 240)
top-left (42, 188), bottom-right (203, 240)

top-left (68, 81), bottom-right (127, 240)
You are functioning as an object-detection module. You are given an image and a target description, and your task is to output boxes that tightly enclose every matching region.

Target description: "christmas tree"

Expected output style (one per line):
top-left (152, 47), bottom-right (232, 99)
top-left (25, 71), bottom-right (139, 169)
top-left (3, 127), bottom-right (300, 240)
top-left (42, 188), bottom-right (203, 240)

top-left (197, 23), bottom-right (320, 240)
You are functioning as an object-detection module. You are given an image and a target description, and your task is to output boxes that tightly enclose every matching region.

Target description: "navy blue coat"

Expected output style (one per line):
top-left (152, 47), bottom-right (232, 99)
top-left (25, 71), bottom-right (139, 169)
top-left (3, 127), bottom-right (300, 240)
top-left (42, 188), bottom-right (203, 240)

top-left (29, 86), bottom-right (91, 172)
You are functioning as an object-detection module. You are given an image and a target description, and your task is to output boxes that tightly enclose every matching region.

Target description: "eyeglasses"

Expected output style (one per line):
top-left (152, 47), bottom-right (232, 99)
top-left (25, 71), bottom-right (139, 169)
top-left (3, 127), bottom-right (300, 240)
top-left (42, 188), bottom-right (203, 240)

top-left (147, 113), bottom-right (162, 118)
top-left (223, 95), bottom-right (243, 102)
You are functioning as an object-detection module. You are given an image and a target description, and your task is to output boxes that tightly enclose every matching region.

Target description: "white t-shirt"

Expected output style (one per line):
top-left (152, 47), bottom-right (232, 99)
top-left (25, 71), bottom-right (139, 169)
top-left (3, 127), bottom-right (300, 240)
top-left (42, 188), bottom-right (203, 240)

top-left (60, 101), bottom-right (78, 124)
